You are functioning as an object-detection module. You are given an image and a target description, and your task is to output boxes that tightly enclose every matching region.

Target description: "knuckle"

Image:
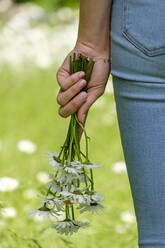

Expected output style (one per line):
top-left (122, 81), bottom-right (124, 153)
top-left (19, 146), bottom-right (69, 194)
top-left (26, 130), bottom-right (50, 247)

top-left (56, 94), bottom-right (62, 105)
top-left (70, 98), bottom-right (80, 110)
top-left (71, 72), bottom-right (79, 83)
top-left (80, 92), bottom-right (87, 102)
top-left (58, 107), bottom-right (67, 118)
top-left (99, 89), bottom-right (105, 97)
top-left (60, 83), bottom-right (67, 91)
top-left (56, 69), bottom-right (61, 84)
top-left (56, 69), bottom-right (59, 81)
top-left (72, 84), bottom-right (79, 95)
top-left (57, 93), bottom-right (66, 106)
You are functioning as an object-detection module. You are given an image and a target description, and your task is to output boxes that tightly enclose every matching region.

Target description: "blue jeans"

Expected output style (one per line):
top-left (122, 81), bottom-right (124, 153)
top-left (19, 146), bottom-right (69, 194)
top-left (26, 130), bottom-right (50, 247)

top-left (110, 0), bottom-right (165, 247)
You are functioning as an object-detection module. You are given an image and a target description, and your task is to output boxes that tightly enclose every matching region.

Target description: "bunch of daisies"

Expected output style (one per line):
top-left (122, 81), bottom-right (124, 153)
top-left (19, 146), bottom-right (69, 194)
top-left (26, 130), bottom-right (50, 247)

top-left (30, 50), bottom-right (104, 235)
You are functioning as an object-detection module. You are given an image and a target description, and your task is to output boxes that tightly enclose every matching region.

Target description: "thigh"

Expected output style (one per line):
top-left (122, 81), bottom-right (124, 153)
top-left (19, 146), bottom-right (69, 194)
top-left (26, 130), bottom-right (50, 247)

top-left (112, 76), bottom-right (165, 246)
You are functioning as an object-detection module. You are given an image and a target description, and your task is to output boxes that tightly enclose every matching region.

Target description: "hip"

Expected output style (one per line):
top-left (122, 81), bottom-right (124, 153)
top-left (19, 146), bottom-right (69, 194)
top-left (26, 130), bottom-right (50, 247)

top-left (110, 0), bottom-right (165, 82)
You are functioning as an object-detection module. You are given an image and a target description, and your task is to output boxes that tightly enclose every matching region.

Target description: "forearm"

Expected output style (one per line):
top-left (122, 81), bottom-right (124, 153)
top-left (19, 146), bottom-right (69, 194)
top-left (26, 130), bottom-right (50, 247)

top-left (76, 0), bottom-right (112, 54)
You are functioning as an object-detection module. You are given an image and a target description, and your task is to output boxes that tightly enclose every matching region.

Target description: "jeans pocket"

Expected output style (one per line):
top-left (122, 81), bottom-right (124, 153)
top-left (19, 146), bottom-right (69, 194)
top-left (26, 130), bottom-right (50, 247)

top-left (122, 0), bottom-right (165, 57)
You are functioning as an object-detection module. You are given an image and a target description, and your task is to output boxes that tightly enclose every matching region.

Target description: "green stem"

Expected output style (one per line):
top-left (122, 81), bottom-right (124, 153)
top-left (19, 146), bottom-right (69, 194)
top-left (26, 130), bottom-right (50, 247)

top-left (85, 59), bottom-right (95, 90)
top-left (73, 115), bottom-right (81, 161)
top-left (71, 205), bottom-right (75, 220)
top-left (75, 114), bottom-right (89, 161)
top-left (90, 169), bottom-right (94, 191)
top-left (65, 204), bottom-right (68, 220)
top-left (83, 167), bottom-right (88, 188)
top-left (67, 115), bottom-right (74, 165)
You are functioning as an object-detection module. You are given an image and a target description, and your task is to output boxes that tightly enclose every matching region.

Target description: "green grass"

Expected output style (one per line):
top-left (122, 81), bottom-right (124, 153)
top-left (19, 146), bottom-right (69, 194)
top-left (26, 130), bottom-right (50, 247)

top-left (14, 0), bottom-right (79, 11)
top-left (0, 64), bottom-right (138, 247)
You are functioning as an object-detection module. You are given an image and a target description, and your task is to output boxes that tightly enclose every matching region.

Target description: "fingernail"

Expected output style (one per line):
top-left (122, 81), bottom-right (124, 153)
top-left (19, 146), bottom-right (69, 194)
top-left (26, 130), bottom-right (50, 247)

top-left (80, 92), bottom-right (87, 101)
top-left (82, 114), bottom-right (86, 123)
top-left (79, 71), bottom-right (85, 77)
top-left (78, 79), bottom-right (86, 87)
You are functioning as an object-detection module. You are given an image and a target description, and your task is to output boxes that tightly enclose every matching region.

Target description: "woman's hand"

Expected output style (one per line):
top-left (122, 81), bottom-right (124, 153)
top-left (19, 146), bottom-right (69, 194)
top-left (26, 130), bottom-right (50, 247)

top-left (56, 41), bottom-right (111, 134)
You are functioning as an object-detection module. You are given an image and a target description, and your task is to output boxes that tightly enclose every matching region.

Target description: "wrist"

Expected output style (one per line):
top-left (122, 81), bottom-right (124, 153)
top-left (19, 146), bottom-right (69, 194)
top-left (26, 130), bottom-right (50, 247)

top-left (74, 39), bottom-right (110, 59)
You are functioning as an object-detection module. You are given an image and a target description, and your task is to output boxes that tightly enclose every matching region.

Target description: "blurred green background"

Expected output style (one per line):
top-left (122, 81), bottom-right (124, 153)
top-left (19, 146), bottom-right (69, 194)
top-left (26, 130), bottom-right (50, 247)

top-left (0, 0), bottom-right (138, 247)
top-left (14, 0), bottom-right (79, 10)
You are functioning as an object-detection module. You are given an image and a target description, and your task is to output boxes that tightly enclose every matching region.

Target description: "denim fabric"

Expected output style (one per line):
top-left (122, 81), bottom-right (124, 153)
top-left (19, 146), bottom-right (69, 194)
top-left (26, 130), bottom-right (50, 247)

top-left (110, 0), bottom-right (165, 82)
top-left (110, 0), bottom-right (165, 247)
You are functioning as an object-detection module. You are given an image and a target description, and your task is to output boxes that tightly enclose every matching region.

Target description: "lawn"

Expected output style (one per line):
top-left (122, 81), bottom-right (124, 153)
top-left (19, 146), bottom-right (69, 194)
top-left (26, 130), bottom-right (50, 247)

top-left (0, 64), bottom-right (138, 248)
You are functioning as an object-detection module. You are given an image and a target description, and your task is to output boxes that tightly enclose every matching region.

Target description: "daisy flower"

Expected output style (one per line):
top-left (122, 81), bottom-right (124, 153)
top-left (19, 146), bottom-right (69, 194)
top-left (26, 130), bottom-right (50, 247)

top-left (46, 151), bottom-right (61, 167)
top-left (47, 178), bottom-right (62, 194)
top-left (52, 219), bottom-right (89, 235)
top-left (29, 203), bottom-right (60, 222)
top-left (60, 191), bottom-right (91, 205)
top-left (90, 192), bottom-right (104, 203)
top-left (58, 170), bottom-right (80, 185)
top-left (81, 163), bottom-right (101, 169)
top-left (64, 166), bottom-right (83, 177)
top-left (77, 202), bottom-right (104, 215)
top-left (40, 195), bottom-right (64, 212)
top-left (71, 161), bottom-right (101, 169)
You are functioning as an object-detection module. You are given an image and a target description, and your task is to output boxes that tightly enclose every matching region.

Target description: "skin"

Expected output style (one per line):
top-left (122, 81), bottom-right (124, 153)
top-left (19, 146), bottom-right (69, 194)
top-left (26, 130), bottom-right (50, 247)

top-left (56, 0), bottom-right (113, 137)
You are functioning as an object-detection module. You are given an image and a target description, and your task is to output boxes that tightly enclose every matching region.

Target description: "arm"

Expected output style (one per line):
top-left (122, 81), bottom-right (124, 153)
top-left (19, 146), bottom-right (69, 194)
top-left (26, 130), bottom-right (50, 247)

top-left (77, 0), bottom-right (112, 55)
top-left (56, 0), bottom-right (113, 130)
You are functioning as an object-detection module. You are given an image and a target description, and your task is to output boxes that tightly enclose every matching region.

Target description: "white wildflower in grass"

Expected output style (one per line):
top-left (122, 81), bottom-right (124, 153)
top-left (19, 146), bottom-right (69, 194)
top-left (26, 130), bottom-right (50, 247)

top-left (17, 140), bottom-right (37, 154)
top-left (1, 207), bottom-right (17, 218)
top-left (120, 210), bottom-right (136, 224)
top-left (112, 161), bottom-right (127, 174)
top-left (52, 219), bottom-right (89, 235)
top-left (31, 52), bottom-right (104, 235)
top-left (36, 172), bottom-right (49, 183)
top-left (0, 177), bottom-right (19, 192)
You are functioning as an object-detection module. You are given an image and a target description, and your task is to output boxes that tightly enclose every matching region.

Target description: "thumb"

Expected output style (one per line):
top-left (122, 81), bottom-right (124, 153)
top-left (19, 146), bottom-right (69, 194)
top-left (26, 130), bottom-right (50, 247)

top-left (78, 113), bottom-right (88, 140)
top-left (77, 91), bottom-right (100, 140)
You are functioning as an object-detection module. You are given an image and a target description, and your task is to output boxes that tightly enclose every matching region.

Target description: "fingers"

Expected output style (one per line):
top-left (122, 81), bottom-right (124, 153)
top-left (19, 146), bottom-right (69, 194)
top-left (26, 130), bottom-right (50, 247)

top-left (77, 89), bottom-right (104, 140)
top-left (59, 91), bottom-right (87, 118)
top-left (57, 79), bottom-right (86, 106)
top-left (57, 70), bottom-right (85, 91)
